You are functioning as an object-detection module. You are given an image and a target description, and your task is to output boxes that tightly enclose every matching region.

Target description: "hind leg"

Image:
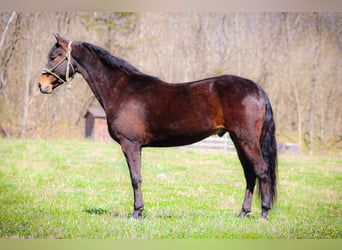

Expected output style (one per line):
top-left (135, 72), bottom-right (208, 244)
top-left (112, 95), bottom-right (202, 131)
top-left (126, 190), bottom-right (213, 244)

top-left (241, 142), bottom-right (271, 220)
top-left (231, 134), bottom-right (271, 220)
top-left (231, 133), bottom-right (257, 217)
top-left (239, 167), bottom-right (256, 217)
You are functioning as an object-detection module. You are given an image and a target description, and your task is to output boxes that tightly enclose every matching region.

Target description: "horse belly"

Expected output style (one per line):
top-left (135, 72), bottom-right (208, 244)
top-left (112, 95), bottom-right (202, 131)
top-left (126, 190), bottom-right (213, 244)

top-left (146, 138), bottom-right (207, 148)
top-left (145, 130), bottom-right (216, 147)
top-left (146, 104), bottom-right (223, 147)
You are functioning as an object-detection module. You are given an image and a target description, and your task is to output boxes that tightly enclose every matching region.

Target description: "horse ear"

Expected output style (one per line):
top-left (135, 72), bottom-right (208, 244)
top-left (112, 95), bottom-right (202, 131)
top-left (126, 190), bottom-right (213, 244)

top-left (54, 33), bottom-right (69, 47)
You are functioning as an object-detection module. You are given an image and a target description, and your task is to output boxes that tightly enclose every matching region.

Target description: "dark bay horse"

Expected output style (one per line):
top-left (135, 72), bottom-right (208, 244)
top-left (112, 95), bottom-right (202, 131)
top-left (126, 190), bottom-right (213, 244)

top-left (39, 34), bottom-right (277, 220)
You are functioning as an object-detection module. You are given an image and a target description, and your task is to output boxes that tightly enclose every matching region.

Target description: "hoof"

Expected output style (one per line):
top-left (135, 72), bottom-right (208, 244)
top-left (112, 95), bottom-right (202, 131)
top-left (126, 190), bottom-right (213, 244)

top-left (131, 210), bottom-right (144, 220)
top-left (237, 213), bottom-right (245, 218)
top-left (259, 216), bottom-right (269, 223)
top-left (238, 210), bottom-right (250, 218)
top-left (130, 215), bottom-right (144, 221)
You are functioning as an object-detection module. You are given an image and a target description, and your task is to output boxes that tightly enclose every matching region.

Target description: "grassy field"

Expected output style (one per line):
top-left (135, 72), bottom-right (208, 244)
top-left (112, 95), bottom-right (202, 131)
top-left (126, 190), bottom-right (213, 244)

top-left (0, 138), bottom-right (341, 239)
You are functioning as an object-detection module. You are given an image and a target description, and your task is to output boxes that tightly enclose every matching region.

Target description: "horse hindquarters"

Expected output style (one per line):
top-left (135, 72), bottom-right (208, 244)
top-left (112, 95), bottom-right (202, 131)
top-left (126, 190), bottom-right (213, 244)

top-left (216, 78), bottom-right (277, 219)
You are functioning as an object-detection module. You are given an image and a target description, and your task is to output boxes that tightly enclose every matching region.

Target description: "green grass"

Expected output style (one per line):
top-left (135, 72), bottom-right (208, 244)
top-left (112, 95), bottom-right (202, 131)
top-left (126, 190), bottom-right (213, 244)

top-left (0, 138), bottom-right (341, 239)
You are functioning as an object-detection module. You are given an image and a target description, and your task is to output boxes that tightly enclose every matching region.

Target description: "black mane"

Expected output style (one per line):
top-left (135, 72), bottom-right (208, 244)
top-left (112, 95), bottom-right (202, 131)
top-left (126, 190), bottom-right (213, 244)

top-left (82, 42), bottom-right (145, 75)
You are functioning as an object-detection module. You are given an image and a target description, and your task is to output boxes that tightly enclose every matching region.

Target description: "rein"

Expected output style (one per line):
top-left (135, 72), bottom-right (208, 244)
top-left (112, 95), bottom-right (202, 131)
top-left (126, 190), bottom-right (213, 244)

top-left (42, 41), bottom-right (75, 89)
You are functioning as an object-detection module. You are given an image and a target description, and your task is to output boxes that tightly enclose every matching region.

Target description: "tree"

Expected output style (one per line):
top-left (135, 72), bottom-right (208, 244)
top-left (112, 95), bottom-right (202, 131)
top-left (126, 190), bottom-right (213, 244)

top-left (0, 12), bottom-right (18, 93)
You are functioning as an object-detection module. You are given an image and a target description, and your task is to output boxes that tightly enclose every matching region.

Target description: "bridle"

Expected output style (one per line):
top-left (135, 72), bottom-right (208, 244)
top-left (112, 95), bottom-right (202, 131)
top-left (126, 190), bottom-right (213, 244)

top-left (42, 41), bottom-right (75, 88)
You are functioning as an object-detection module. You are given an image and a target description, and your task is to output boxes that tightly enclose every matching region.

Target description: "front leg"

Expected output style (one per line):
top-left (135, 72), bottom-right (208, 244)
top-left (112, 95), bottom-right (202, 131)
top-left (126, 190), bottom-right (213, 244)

top-left (121, 139), bottom-right (144, 219)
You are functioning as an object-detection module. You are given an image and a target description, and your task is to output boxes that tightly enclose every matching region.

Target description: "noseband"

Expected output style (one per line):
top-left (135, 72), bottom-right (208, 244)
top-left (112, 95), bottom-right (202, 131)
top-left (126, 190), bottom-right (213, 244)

top-left (42, 41), bottom-right (75, 88)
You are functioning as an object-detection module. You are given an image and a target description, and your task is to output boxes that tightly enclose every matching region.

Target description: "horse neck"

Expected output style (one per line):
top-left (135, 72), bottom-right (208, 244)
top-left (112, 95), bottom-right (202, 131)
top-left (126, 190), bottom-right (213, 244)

top-left (72, 44), bottom-right (126, 111)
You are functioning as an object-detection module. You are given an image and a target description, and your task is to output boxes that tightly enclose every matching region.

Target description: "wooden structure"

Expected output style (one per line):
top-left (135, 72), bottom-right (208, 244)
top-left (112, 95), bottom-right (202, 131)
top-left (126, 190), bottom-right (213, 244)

top-left (84, 108), bottom-right (112, 143)
top-left (180, 134), bottom-right (235, 152)
top-left (277, 143), bottom-right (300, 155)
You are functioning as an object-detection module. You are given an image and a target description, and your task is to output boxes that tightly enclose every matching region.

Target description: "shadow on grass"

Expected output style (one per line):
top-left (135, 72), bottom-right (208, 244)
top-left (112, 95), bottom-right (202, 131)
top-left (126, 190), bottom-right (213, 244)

top-left (150, 213), bottom-right (258, 220)
top-left (83, 208), bottom-right (133, 218)
top-left (83, 208), bottom-right (258, 221)
top-left (240, 214), bottom-right (257, 220)
top-left (83, 208), bottom-right (110, 215)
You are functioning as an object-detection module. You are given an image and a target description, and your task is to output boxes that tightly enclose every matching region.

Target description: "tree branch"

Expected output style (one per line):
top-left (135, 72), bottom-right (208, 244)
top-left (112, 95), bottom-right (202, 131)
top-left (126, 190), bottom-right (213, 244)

top-left (0, 12), bottom-right (17, 92)
top-left (0, 12), bottom-right (17, 51)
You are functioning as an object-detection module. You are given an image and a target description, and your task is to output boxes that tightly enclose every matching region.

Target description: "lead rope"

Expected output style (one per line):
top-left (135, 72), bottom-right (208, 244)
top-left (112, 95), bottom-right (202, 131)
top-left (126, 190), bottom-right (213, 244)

top-left (66, 41), bottom-right (75, 90)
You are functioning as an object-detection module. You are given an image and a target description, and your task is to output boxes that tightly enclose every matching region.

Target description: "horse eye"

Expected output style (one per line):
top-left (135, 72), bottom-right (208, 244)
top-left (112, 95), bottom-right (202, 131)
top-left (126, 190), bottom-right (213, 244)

top-left (50, 54), bottom-right (58, 60)
top-left (50, 52), bottom-right (61, 60)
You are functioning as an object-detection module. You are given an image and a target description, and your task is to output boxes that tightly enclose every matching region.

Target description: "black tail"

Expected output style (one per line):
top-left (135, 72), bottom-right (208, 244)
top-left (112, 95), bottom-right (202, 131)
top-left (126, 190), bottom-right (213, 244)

top-left (260, 89), bottom-right (278, 207)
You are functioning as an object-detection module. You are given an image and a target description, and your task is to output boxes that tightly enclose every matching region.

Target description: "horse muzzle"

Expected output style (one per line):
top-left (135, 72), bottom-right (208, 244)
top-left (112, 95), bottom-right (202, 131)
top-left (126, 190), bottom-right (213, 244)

top-left (38, 82), bottom-right (53, 94)
top-left (38, 74), bottom-right (56, 94)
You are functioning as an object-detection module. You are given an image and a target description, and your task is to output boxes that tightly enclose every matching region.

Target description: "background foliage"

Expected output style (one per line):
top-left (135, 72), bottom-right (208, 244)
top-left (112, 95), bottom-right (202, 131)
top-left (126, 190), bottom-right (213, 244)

top-left (0, 12), bottom-right (341, 153)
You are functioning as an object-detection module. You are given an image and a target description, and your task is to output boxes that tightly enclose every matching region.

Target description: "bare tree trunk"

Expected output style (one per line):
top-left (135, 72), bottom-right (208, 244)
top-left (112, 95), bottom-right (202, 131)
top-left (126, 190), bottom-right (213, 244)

top-left (0, 12), bottom-right (17, 93)
top-left (20, 13), bottom-right (38, 139)
top-left (330, 83), bottom-right (338, 136)
top-left (320, 95), bottom-right (325, 147)
top-left (234, 13), bottom-right (241, 76)
top-left (284, 13), bottom-right (303, 145)
top-left (309, 75), bottom-right (317, 153)
top-left (309, 13), bottom-right (321, 153)
top-left (0, 12), bottom-right (16, 51)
